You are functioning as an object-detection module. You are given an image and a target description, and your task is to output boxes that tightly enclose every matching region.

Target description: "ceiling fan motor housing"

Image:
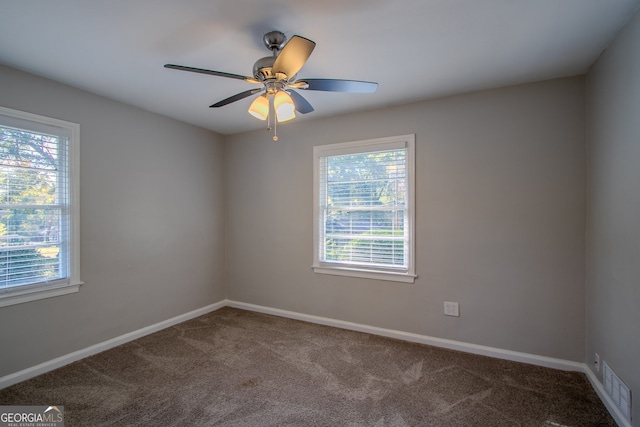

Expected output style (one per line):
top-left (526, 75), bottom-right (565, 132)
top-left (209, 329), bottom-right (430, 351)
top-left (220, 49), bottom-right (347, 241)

top-left (253, 56), bottom-right (277, 81)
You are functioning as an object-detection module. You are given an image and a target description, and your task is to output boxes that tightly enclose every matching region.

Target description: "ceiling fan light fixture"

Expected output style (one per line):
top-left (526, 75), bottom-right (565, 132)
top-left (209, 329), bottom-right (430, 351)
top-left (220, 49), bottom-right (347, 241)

top-left (248, 94), bottom-right (269, 120)
top-left (274, 90), bottom-right (296, 122)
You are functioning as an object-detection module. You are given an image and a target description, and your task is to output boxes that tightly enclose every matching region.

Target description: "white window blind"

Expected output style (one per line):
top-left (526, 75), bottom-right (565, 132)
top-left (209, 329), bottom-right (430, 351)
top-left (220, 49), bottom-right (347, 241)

top-left (0, 106), bottom-right (81, 306)
top-left (313, 135), bottom-right (415, 282)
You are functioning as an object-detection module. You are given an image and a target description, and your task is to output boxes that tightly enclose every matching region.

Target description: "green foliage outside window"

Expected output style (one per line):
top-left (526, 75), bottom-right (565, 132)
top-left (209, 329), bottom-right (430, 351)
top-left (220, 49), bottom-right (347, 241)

top-left (0, 127), bottom-right (62, 287)
top-left (324, 149), bottom-right (407, 268)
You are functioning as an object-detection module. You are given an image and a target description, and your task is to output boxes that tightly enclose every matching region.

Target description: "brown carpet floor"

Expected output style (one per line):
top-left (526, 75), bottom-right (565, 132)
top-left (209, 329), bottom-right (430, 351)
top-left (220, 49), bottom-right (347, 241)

top-left (0, 307), bottom-right (615, 426)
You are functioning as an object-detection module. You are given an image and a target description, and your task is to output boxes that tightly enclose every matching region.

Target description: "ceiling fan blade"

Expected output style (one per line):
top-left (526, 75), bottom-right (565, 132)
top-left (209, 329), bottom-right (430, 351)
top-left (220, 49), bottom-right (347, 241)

top-left (272, 36), bottom-right (316, 78)
top-left (165, 64), bottom-right (256, 83)
top-left (300, 79), bottom-right (378, 93)
top-left (288, 90), bottom-right (314, 114)
top-left (210, 89), bottom-right (263, 108)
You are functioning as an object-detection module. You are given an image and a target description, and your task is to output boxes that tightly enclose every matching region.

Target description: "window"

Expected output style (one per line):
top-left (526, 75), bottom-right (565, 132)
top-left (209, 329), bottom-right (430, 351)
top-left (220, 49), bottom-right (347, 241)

top-left (313, 134), bottom-right (415, 283)
top-left (0, 106), bottom-right (81, 307)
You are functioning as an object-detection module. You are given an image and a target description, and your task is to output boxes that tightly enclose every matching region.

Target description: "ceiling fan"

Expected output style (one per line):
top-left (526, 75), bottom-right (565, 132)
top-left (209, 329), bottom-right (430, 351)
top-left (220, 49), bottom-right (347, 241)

top-left (165, 30), bottom-right (378, 140)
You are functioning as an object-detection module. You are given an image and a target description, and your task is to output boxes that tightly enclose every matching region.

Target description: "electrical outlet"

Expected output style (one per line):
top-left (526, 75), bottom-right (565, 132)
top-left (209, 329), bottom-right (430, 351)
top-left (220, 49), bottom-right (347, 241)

top-left (594, 353), bottom-right (600, 372)
top-left (444, 301), bottom-right (459, 317)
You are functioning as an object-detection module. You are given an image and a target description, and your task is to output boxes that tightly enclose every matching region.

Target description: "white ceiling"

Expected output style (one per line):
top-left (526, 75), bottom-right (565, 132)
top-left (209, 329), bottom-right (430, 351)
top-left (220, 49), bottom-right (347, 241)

top-left (1, 0), bottom-right (639, 135)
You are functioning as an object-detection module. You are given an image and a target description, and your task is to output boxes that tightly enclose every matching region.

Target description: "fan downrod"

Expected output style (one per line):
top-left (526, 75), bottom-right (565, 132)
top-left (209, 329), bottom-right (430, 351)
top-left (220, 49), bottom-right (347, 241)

top-left (254, 31), bottom-right (287, 81)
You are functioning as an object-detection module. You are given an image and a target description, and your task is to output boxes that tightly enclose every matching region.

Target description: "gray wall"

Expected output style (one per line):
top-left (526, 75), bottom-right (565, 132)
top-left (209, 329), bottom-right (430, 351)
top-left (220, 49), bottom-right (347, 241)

top-left (226, 77), bottom-right (586, 361)
top-left (0, 65), bottom-right (226, 376)
top-left (586, 8), bottom-right (640, 424)
top-left (0, 64), bottom-right (594, 379)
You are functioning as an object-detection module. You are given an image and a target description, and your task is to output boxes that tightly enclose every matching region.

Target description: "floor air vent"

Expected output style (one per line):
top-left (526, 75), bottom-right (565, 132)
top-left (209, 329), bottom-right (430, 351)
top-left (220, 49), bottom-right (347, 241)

top-left (603, 360), bottom-right (631, 423)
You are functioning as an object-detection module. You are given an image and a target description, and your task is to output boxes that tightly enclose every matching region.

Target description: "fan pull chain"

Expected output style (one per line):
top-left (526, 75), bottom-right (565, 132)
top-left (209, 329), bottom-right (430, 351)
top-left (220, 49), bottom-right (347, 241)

top-left (270, 45), bottom-right (279, 144)
top-left (265, 93), bottom-right (278, 141)
top-left (272, 115), bottom-right (278, 141)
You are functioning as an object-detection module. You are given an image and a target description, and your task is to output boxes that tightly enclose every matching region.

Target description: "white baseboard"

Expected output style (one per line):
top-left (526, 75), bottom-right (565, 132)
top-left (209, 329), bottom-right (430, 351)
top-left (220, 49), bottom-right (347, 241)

top-left (2, 298), bottom-right (623, 427)
top-left (226, 300), bottom-right (585, 372)
top-left (0, 300), bottom-right (227, 389)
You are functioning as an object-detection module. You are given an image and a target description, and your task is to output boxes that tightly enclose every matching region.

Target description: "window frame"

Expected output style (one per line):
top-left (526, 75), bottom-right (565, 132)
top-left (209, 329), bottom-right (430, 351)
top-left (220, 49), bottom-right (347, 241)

top-left (0, 106), bottom-right (82, 307)
top-left (312, 134), bottom-right (416, 283)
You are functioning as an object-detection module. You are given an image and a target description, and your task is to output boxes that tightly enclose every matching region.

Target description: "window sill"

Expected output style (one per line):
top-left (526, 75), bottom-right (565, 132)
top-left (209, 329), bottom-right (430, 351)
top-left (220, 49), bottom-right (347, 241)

top-left (312, 265), bottom-right (416, 283)
top-left (0, 280), bottom-right (83, 307)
